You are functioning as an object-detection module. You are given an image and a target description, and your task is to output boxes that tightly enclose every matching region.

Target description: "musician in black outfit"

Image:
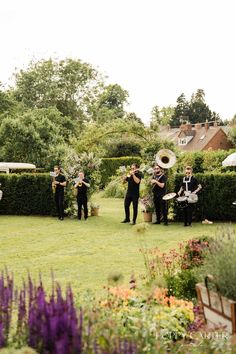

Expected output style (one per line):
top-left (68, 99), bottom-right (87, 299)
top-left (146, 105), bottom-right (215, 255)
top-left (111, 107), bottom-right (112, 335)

top-left (53, 166), bottom-right (67, 220)
top-left (75, 171), bottom-right (90, 220)
top-left (121, 163), bottom-right (143, 225)
top-left (177, 166), bottom-right (202, 226)
top-left (151, 165), bottom-right (168, 225)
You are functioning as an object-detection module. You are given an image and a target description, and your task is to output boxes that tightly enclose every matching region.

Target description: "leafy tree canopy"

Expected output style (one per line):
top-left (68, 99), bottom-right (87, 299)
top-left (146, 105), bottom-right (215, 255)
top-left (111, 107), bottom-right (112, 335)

top-left (0, 108), bottom-right (68, 167)
top-left (12, 58), bottom-right (104, 123)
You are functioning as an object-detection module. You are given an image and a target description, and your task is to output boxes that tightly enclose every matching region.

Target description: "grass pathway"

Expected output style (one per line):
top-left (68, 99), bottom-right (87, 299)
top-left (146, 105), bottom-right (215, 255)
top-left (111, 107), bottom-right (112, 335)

top-left (0, 196), bottom-right (228, 297)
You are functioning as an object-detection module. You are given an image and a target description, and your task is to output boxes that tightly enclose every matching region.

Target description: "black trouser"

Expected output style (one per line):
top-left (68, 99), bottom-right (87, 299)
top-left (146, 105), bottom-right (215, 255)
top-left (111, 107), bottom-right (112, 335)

top-left (55, 191), bottom-right (64, 218)
top-left (184, 204), bottom-right (194, 225)
top-left (77, 196), bottom-right (88, 220)
top-left (153, 194), bottom-right (168, 223)
top-left (124, 194), bottom-right (139, 223)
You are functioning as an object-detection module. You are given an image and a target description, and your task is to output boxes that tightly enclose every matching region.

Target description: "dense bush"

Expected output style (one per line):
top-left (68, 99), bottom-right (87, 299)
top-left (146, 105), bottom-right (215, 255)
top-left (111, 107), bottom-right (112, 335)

top-left (176, 149), bottom-right (236, 173)
top-left (100, 156), bottom-right (142, 187)
top-left (199, 227), bottom-right (236, 301)
top-left (103, 176), bottom-right (126, 198)
top-left (0, 173), bottom-right (55, 215)
top-left (173, 172), bottom-right (236, 221)
top-left (104, 140), bottom-right (142, 157)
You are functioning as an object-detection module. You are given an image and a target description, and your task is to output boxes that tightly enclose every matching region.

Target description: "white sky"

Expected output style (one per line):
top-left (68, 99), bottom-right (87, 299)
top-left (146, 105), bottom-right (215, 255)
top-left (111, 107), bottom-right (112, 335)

top-left (0, 0), bottom-right (236, 123)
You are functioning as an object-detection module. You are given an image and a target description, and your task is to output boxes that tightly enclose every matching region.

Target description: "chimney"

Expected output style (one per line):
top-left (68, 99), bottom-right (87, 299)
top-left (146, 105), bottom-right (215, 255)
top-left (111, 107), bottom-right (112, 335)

top-left (180, 123), bottom-right (192, 132)
top-left (194, 123), bottom-right (202, 130)
top-left (213, 121), bottom-right (218, 127)
top-left (205, 121), bottom-right (209, 130)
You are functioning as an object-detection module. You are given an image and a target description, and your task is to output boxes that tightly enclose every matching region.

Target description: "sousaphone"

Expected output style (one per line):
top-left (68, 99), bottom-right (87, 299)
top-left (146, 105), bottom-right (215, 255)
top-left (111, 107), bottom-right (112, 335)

top-left (155, 149), bottom-right (177, 169)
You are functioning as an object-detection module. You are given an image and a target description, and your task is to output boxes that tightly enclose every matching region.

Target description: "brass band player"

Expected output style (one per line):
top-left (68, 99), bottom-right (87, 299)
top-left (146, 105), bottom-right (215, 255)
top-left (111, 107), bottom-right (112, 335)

top-left (151, 165), bottom-right (168, 225)
top-left (177, 166), bottom-right (202, 227)
top-left (121, 163), bottom-right (143, 225)
top-left (74, 171), bottom-right (90, 221)
top-left (52, 166), bottom-right (67, 220)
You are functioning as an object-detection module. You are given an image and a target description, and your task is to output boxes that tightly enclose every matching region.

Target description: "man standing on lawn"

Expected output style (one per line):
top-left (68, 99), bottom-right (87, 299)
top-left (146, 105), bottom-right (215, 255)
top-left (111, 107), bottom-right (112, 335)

top-left (121, 163), bottom-right (143, 225)
top-left (151, 165), bottom-right (168, 225)
top-left (74, 171), bottom-right (90, 220)
top-left (177, 165), bottom-right (202, 226)
top-left (52, 166), bottom-right (67, 220)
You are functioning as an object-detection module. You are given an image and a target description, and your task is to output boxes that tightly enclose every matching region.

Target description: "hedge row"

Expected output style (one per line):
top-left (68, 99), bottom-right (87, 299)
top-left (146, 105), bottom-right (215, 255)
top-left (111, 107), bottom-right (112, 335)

top-left (0, 173), bottom-right (55, 215)
top-left (1, 172), bottom-right (236, 221)
top-left (100, 156), bottom-right (142, 187)
top-left (172, 173), bottom-right (236, 221)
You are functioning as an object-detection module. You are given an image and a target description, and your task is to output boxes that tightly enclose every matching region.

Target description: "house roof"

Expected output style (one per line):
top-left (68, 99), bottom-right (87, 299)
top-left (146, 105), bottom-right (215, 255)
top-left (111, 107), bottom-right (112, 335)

top-left (158, 125), bottom-right (229, 151)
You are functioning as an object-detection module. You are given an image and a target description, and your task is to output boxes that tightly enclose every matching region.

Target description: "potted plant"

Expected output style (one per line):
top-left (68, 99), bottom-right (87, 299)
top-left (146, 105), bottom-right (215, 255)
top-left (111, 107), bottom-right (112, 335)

top-left (139, 196), bottom-right (154, 222)
top-left (196, 228), bottom-right (236, 333)
top-left (90, 202), bottom-right (100, 216)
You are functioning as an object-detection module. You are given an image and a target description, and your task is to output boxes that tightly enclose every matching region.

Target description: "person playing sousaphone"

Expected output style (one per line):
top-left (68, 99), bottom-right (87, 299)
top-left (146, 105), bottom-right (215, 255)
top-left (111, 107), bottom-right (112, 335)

top-left (151, 165), bottom-right (168, 225)
top-left (121, 163), bottom-right (143, 225)
top-left (177, 166), bottom-right (202, 227)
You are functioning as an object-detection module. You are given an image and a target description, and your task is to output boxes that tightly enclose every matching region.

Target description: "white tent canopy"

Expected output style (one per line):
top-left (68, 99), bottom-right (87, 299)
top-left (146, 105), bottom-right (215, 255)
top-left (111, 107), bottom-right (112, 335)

top-left (222, 152), bottom-right (236, 167)
top-left (0, 162), bottom-right (36, 173)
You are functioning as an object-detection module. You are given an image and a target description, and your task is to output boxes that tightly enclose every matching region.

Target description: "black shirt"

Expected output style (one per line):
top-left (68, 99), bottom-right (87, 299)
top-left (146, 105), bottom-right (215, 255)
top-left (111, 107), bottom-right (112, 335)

top-left (152, 174), bottom-right (167, 196)
top-left (55, 174), bottom-right (66, 193)
top-left (126, 171), bottom-right (143, 196)
top-left (76, 178), bottom-right (89, 198)
top-left (181, 176), bottom-right (199, 193)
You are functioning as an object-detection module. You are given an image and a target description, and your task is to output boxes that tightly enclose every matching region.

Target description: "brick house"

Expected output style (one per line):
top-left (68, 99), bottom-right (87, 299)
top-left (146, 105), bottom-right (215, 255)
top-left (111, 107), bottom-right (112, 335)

top-left (159, 122), bottom-right (232, 151)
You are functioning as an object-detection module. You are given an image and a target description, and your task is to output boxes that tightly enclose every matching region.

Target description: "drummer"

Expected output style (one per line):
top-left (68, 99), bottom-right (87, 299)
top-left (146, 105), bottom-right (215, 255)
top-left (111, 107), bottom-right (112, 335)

top-left (177, 166), bottom-right (202, 227)
top-left (151, 165), bottom-right (168, 225)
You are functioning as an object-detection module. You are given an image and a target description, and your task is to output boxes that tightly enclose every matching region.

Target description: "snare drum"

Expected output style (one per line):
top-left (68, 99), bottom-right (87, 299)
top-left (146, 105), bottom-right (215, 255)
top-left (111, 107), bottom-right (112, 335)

top-left (187, 193), bottom-right (198, 204)
top-left (176, 196), bottom-right (188, 209)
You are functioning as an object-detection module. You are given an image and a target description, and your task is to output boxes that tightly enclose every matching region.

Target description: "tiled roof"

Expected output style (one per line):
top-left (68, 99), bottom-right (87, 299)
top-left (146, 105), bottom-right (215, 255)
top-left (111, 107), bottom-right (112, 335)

top-left (158, 125), bottom-right (229, 151)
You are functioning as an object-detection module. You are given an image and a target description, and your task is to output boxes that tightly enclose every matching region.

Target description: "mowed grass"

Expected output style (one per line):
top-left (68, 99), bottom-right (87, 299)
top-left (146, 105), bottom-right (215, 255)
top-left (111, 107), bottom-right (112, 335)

top-left (0, 194), bottom-right (231, 297)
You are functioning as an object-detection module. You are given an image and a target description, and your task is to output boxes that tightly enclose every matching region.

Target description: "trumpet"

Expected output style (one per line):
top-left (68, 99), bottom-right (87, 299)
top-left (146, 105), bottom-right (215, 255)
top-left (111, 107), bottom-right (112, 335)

top-left (77, 178), bottom-right (83, 187)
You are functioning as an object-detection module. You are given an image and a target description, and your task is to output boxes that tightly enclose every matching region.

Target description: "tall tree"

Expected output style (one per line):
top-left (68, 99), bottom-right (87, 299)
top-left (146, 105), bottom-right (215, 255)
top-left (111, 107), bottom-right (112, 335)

top-left (12, 58), bottom-right (104, 124)
top-left (150, 105), bottom-right (174, 128)
top-left (89, 84), bottom-right (129, 123)
top-left (0, 108), bottom-right (68, 167)
top-left (169, 93), bottom-right (190, 127)
top-left (188, 89), bottom-right (212, 124)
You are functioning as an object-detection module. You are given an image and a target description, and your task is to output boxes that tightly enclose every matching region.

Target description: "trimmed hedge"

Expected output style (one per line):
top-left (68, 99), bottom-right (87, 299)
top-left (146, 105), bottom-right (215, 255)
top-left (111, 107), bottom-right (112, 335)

top-left (100, 156), bottom-right (142, 187)
top-left (1, 172), bottom-right (236, 220)
top-left (173, 173), bottom-right (236, 221)
top-left (0, 173), bottom-right (55, 215)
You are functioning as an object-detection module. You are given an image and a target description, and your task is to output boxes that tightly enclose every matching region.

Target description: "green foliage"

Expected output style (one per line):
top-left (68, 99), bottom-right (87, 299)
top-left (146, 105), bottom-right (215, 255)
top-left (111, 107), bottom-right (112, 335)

top-left (104, 139), bottom-right (142, 157)
top-left (13, 58), bottom-right (103, 122)
top-left (0, 174), bottom-right (55, 215)
top-left (173, 172), bottom-right (236, 221)
top-left (100, 156), bottom-right (142, 187)
top-left (150, 105), bottom-right (174, 128)
top-left (228, 125), bottom-right (236, 146)
top-left (76, 118), bottom-right (150, 155)
top-left (170, 89), bottom-right (221, 127)
top-left (103, 176), bottom-right (126, 198)
top-left (176, 149), bottom-right (235, 173)
top-left (0, 107), bottom-right (72, 168)
top-left (90, 84), bottom-right (129, 123)
top-left (199, 227), bottom-right (236, 300)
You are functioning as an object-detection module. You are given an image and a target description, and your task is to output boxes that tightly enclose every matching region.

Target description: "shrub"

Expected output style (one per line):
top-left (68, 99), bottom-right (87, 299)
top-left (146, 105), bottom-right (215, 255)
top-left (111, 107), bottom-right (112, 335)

top-left (199, 227), bottom-right (236, 301)
top-left (100, 156), bottom-right (142, 187)
top-left (173, 172), bottom-right (236, 221)
top-left (104, 140), bottom-right (142, 157)
top-left (103, 176), bottom-right (126, 198)
top-left (0, 173), bottom-right (55, 215)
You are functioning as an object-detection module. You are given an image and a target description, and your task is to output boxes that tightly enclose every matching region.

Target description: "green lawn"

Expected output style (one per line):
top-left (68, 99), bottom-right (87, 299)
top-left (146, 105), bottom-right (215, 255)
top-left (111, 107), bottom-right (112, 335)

top-left (0, 195), bottom-right (231, 297)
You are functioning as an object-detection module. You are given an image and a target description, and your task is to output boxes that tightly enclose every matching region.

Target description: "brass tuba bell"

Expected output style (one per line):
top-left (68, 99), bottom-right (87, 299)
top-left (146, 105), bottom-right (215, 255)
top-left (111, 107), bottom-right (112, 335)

top-left (155, 149), bottom-right (176, 169)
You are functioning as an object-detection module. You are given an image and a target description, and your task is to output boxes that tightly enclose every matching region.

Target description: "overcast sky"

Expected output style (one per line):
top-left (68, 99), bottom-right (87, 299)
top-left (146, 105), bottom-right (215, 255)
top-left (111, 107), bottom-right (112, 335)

top-left (0, 0), bottom-right (235, 123)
